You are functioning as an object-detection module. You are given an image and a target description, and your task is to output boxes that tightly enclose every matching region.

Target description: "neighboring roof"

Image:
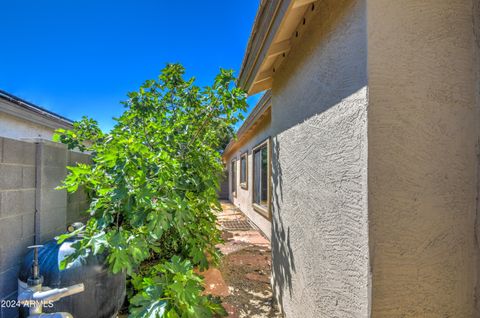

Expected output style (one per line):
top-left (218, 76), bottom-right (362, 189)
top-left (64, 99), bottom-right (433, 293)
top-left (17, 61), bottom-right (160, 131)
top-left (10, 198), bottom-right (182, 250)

top-left (223, 90), bottom-right (271, 158)
top-left (238, 0), bottom-right (318, 95)
top-left (0, 89), bottom-right (73, 130)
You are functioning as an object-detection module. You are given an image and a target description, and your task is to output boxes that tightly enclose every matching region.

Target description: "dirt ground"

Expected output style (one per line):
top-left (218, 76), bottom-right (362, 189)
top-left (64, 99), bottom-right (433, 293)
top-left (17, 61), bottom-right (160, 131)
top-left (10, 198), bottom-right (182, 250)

top-left (202, 201), bottom-right (282, 318)
top-left (218, 246), bottom-right (281, 318)
top-left (119, 201), bottom-right (281, 318)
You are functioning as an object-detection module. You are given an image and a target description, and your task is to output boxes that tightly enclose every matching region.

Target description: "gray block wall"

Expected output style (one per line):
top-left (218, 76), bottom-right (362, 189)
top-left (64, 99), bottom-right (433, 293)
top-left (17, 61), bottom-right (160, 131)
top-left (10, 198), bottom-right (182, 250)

top-left (0, 138), bottom-right (36, 318)
top-left (0, 137), bottom-right (90, 318)
top-left (66, 151), bottom-right (90, 225)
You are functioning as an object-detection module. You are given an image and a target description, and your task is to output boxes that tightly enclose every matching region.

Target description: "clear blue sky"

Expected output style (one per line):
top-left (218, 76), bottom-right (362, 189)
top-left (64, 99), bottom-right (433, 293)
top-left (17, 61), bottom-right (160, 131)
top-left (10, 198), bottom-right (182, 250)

top-left (0, 0), bottom-right (262, 131)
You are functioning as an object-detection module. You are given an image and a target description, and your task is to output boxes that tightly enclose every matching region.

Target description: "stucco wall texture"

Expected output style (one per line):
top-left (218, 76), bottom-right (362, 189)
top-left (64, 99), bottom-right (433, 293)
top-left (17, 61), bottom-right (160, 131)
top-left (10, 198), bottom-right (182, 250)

top-left (0, 112), bottom-right (57, 140)
top-left (228, 116), bottom-right (272, 239)
top-left (230, 0), bottom-right (480, 316)
top-left (271, 0), bottom-right (369, 317)
top-left (475, 0), bottom-right (480, 313)
top-left (368, 1), bottom-right (480, 317)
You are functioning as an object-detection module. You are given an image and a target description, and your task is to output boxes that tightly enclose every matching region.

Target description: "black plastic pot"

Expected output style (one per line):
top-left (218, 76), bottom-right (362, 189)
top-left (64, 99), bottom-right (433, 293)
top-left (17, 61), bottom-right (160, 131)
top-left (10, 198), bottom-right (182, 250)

top-left (18, 238), bottom-right (126, 318)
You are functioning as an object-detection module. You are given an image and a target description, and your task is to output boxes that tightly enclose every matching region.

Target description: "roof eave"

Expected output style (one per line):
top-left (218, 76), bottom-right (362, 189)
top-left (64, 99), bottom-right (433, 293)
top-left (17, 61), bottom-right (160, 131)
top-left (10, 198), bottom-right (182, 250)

top-left (223, 90), bottom-right (271, 159)
top-left (0, 90), bottom-right (73, 129)
top-left (238, 0), bottom-right (318, 95)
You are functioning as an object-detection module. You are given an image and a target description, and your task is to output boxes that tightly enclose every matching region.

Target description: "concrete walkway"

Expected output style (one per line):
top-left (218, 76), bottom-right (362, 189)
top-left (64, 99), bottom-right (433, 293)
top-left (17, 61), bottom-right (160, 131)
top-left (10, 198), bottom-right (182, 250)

top-left (199, 201), bottom-right (281, 318)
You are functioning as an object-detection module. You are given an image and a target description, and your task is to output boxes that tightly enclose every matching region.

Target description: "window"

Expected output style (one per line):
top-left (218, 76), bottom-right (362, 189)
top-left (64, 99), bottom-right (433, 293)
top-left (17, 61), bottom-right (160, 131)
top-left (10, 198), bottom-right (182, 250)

top-left (231, 159), bottom-right (237, 197)
top-left (240, 152), bottom-right (248, 189)
top-left (252, 139), bottom-right (270, 217)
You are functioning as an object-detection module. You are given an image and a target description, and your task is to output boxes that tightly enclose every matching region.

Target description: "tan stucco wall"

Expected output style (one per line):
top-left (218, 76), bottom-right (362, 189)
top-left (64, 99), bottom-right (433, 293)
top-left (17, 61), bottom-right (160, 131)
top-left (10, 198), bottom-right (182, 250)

top-left (226, 117), bottom-right (273, 239)
top-left (271, 0), bottom-right (369, 317)
top-left (0, 112), bottom-right (57, 140)
top-left (233, 0), bottom-right (480, 316)
top-left (475, 0), bottom-right (480, 313)
top-left (367, 1), bottom-right (479, 316)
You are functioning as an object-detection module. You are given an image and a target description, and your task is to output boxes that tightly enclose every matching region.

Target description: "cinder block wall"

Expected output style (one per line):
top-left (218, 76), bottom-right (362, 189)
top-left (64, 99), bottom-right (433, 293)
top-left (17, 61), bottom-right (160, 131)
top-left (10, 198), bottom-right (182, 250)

top-left (0, 138), bottom-right (36, 318)
top-left (0, 137), bottom-right (90, 318)
top-left (37, 140), bottom-right (68, 243)
top-left (66, 151), bottom-right (90, 225)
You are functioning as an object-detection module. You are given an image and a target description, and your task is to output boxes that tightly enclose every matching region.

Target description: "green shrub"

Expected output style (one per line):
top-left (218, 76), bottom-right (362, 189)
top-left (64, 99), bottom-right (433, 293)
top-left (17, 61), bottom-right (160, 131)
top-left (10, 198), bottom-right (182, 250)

top-left (54, 63), bottom-right (246, 317)
top-left (129, 256), bottom-right (226, 318)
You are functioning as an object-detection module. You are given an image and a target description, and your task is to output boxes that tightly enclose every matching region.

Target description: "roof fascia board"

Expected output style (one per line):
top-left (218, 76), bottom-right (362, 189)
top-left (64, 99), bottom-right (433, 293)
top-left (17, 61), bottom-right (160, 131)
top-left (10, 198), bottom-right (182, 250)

top-left (238, 0), bottom-right (291, 93)
top-left (223, 90), bottom-right (272, 157)
top-left (0, 99), bottom-right (73, 130)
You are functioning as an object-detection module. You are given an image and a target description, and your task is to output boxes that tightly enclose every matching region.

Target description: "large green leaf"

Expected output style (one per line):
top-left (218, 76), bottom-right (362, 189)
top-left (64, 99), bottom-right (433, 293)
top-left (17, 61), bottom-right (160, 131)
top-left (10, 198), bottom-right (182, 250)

top-left (54, 63), bottom-right (245, 318)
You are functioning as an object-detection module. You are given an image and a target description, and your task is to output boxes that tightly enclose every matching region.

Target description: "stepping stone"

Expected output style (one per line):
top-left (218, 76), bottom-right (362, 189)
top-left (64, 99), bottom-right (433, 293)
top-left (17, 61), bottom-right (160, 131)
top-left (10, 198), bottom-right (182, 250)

top-left (199, 268), bottom-right (230, 297)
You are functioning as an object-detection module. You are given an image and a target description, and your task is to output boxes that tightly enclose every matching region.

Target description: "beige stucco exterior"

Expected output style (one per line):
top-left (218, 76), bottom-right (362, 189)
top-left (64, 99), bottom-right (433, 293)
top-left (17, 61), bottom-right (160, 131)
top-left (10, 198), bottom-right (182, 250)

top-left (229, 0), bottom-right (480, 316)
top-left (225, 110), bottom-right (273, 239)
top-left (367, 1), bottom-right (480, 316)
top-left (0, 111), bottom-right (58, 140)
top-left (271, 1), bottom-right (368, 316)
top-left (475, 0), bottom-right (480, 314)
top-left (228, 0), bottom-right (370, 316)
top-left (0, 93), bottom-right (72, 140)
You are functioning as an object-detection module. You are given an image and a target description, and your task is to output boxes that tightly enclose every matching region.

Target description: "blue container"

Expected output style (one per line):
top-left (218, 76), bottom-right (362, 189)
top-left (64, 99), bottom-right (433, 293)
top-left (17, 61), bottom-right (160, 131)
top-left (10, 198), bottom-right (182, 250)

top-left (18, 238), bottom-right (126, 318)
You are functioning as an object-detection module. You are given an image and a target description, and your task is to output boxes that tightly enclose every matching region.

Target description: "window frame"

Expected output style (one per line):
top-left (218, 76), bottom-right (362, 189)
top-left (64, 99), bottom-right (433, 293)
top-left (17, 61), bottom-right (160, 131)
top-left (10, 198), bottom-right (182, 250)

top-left (231, 158), bottom-right (237, 198)
top-left (240, 151), bottom-right (248, 190)
top-left (251, 138), bottom-right (271, 219)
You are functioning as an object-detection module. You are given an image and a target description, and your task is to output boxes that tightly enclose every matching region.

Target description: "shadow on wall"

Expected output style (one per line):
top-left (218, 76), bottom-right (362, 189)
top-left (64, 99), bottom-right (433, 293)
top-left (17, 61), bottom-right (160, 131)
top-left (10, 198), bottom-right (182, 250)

top-left (271, 0), bottom-right (366, 135)
top-left (261, 0), bottom-right (369, 314)
top-left (271, 139), bottom-right (296, 309)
